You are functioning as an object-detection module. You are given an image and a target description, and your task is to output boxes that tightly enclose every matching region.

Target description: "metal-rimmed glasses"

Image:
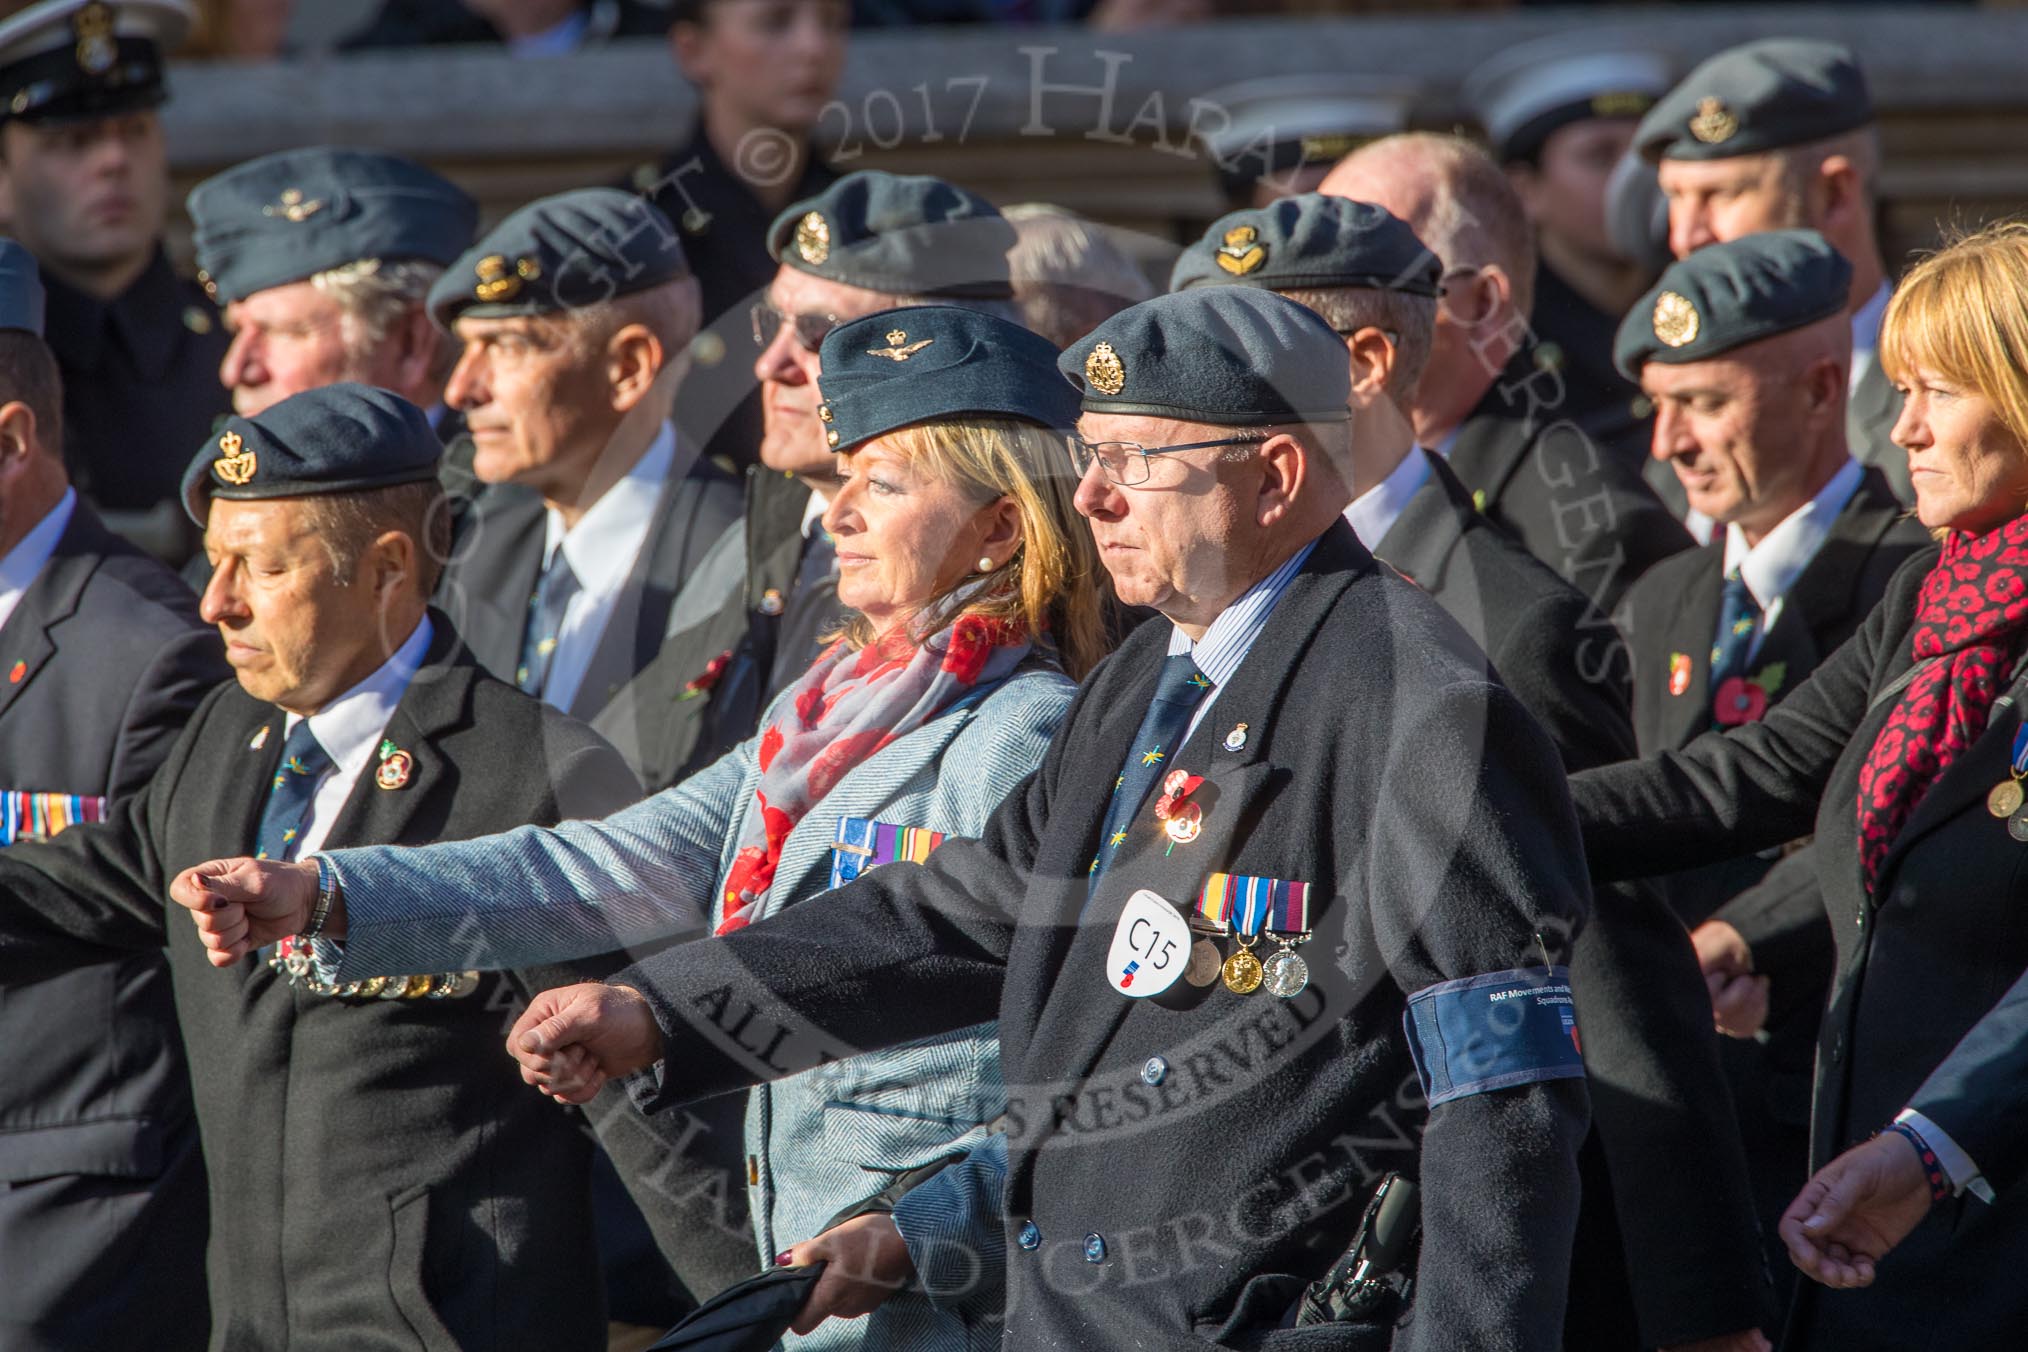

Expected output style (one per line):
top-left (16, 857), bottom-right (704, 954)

top-left (750, 298), bottom-right (841, 353)
top-left (1068, 434), bottom-right (1266, 487)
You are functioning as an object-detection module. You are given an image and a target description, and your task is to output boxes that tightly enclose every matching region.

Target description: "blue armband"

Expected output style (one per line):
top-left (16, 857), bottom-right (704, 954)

top-left (1402, 966), bottom-right (1586, 1107)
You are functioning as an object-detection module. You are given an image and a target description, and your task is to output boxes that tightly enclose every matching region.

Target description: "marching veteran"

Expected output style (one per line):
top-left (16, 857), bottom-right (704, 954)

top-left (0, 384), bottom-right (640, 1350)
top-left (1557, 220), bottom-right (2028, 1349)
top-left (190, 146), bottom-right (476, 422)
top-left (178, 305), bottom-right (1103, 1351)
top-left (179, 288), bottom-right (1596, 1351)
top-left (1171, 192), bottom-right (1771, 1352)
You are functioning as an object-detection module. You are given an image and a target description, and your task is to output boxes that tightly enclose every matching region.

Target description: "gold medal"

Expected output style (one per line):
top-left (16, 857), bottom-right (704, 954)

top-left (1263, 945), bottom-right (1310, 999)
top-left (1222, 946), bottom-right (1263, 995)
top-left (1991, 779), bottom-right (2025, 818)
top-left (1185, 937), bottom-right (1222, 988)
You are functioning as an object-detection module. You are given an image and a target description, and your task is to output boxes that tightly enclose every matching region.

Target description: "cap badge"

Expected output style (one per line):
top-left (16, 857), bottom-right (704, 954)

top-left (817, 404), bottom-right (833, 422)
top-left (1085, 341), bottom-right (1126, 396)
top-left (72, 2), bottom-right (116, 77)
top-left (263, 188), bottom-right (325, 224)
top-left (181, 305), bottom-right (213, 336)
top-left (474, 255), bottom-right (541, 304)
top-left (1215, 225), bottom-right (1267, 277)
top-left (1590, 91), bottom-right (1654, 119)
top-left (1298, 133), bottom-right (1363, 164)
top-left (867, 329), bottom-right (934, 362)
top-left (795, 211), bottom-right (832, 266)
top-left (1652, 290), bottom-right (1700, 348)
top-left (1689, 96), bottom-right (1739, 146)
top-left (213, 431), bottom-right (257, 486)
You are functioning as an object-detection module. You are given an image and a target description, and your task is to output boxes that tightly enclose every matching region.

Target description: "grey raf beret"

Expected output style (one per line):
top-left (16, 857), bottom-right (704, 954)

top-left (1636, 38), bottom-right (1871, 163)
top-left (181, 382), bottom-right (441, 524)
top-left (1169, 193), bottom-right (1440, 298)
top-left (768, 170), bottom-right (1015, 301)
top-left (1613, 229), bottom-right (1852, 378)
top-left (429, 187), bottom-right (689, 327)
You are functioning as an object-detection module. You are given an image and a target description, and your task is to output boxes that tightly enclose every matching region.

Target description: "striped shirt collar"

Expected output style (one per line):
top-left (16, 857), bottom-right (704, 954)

top-left (1164, 537), bottom-right (1319, 687)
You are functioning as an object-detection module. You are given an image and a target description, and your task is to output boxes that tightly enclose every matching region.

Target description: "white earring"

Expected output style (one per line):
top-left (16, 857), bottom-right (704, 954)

top-left (978, 555), bottom-right (995, 572)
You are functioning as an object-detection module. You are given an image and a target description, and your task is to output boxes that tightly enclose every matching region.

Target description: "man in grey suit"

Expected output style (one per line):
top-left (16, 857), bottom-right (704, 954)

top-left (1638, 38), bottom-right (1906, 502)
top-left (0, 238), bottom-right (224, 1352)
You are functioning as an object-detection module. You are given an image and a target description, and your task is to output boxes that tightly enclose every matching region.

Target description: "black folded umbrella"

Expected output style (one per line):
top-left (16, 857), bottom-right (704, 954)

top-left (647, 1262), bottom-right (828, 1352)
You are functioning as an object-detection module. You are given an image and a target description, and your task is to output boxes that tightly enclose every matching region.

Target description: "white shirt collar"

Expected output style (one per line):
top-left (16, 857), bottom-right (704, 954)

top-left (1164, 538), bottom-right (1318, 741)
top-left (1722, 458), bottom-right (1864, 609)
top-left (1343, 449), bottom-right (1431, 551)
top-left (1851, 281), bottom-right (1891, 357)
top-left (0, 488), bottom-right (75, 637)
top-left (542, 422), bottom-right (675, 597)
top-left (284, 614), bottom-right (433, 785)
top-left (1428, 428), bottom-right (1462, 460)
top-left (800, 489), bottom-right (831, 540)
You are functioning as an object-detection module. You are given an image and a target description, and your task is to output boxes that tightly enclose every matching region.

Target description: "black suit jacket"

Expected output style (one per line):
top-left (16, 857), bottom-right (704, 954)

top-left (1447, 351), bottom-right (1694, 618)
top-left (0, 501), bottom-right (224, 1351)
top-left (1375, 453), bottom-right (1770, 1346)
top-left (1912, 961), bottom-right (2028, 1198)
top-left (0, 619), bottom-right (640, 1352)
top-left (438, 438), bottom-right (742, 739)
top-left (624, 523), bottom-right (1591, 1351)
top-left (1573, 548), bottom-right (2028, 1350)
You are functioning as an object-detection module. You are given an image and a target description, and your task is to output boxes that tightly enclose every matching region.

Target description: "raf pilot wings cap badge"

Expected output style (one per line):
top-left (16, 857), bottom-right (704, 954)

top-left (0, 0), bottom-right (191, 126)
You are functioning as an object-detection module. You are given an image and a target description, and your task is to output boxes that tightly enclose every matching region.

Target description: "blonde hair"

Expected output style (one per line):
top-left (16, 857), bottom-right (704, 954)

top-left (835, 416), bottom-right (1110, 681)
top-left (1880, 219), bottom-right (2028, 456)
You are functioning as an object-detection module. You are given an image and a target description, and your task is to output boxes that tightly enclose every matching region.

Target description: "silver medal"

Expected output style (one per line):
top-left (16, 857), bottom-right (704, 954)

top-left (1262, 946), bottom-right (1309, 999)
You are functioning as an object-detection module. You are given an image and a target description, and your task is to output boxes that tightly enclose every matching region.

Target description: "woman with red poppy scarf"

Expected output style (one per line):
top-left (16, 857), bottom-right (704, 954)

top-left (1569, 220), bottom-right (2028, 1352)
top-left (169, 308), bottom-right (1110, 1351)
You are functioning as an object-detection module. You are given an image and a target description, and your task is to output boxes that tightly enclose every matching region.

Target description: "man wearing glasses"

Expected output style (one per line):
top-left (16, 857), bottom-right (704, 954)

top-left (603, 169), bottom-right (1020, 790)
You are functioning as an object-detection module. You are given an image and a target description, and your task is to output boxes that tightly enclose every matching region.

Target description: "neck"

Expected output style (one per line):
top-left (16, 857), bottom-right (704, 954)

top-left (0, 463), bottom-right (67, 556)
top-left (1736, 440), bottom-right (1849, 548)
top-left (495, 0), bottom-right (581, 40)
top-left (1165, 529), bottom-right (1313, 642)
top-left (702, 103), bottom-right (809, 214)
top-left (547, 416), bottom-right (661, 532)
top-left (1845, 248), bottom-right (1887, 324)
top-left (1538, 232), bottom-right (1651, 318)
top-left (1347, 405), bottom-right (1414, 497)
top-left (284, 603), bottom-right (428, 718)
top-left (41, 248), bottom-right (152, 304)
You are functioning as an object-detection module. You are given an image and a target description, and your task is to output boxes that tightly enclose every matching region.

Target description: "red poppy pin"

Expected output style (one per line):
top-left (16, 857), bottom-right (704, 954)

top-left (682, 649), bottom-right (734, 700)
top-left (1668, 652), bottom-right (1692, 698)
top-left (1154, 769), bottom-right (1206, 853)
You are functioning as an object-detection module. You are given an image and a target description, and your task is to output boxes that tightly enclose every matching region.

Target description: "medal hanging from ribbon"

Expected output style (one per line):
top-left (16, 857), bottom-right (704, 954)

top-left (1199, 873), bottom-right (1312, 997)
top-left (1262, 881), bottom-right (1312, 997)
top-left (1994, 722), bottom-right (2028, 841)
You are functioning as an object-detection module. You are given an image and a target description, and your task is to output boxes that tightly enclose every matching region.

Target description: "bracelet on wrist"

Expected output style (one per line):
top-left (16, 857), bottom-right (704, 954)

top-left (301, 856), bottom-right (337, 941)
top-left (1884, 1121), bottom-right (1952, 1202)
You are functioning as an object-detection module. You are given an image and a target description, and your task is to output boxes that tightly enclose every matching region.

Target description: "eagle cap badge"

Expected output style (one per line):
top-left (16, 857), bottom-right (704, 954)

top-left (1652, 290), bottom-right (1700, 348)
top-left (213, 430), bottom-right (257, 485)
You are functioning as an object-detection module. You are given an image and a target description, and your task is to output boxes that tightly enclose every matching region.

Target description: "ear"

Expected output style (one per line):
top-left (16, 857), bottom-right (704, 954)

top-left (1253, 431), bottom-right (1307, 529)
top-left (1813, 154), bottom-right (1862, 232)
top-left (0, 399), bottom-right (38, 473)
top-left (975, 493), bottom-right (1024, 561)
top-left (1476, 263), bottom-right (1518, 327)
top-left (1345, 328), bottom-right (1396, 410)
top-left (387, 303), bottom-right (441, 396)
top-left (366, 528), bottom-right (419, 606)
top-left (606, 323), bottom-right (666, 414)
top-left (1806, 354), bottom-right (1846, 417)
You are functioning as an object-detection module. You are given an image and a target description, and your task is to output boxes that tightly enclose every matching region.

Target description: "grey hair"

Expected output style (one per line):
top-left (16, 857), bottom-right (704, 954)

top-left (1002, 203), bottom-right (1155, 346)
top-left (1775, 124), bottom-right (1883, 211)
top-left (1276, 285), bottom-right (1436, 404)
top-left (309, 257), bottom-right (443, 355)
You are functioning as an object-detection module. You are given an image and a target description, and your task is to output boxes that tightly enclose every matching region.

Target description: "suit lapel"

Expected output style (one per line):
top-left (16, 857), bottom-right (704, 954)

top-left (1444, 358), bottom-right (1536, 508)
top-left (1656, 548), bottom-right (1725, 750)
top-left (318, 641), bottom-right (470, 850)
top-left (439, 488), bottom-right (545, 681)
top-left (1777, 470), bottom-right (1908, 655)
top-left (0, 505), bottom-right (101, 721)
top-left (1372, 451), bottom-right (1469, 594)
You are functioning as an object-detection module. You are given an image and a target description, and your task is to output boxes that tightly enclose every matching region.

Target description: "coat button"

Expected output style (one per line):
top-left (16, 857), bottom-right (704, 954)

top-left (1084, 1232), bottom-right (1106, 1263)
top-left (1829, 1035), bottom-right (1845, 1064)
top-left (1017, 1222), bottom-right (1041, 1251)
top-left (1141, 1056), bottom-right (1167, 1086)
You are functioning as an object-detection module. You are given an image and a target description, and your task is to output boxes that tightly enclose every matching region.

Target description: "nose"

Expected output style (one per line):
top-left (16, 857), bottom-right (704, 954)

top-left (1890, 399), bottom-right (1926, 454)
top-left (1071, 458), bottom-right (1120, 519)
top-left (1651, 403), bottom-right (1693, 463)
top-left (198, 558), bottom-right (248, 626)
top-left (443, 344), bottom-right (485, 411)
top-left (754, 321), bottom-right (809, 387)
top-left (820, 481), bottom-right (857, 537)
top-left (219, 327), bottom-right (262, 392)
top-left (1669, 202), bottom-right (1715, 259)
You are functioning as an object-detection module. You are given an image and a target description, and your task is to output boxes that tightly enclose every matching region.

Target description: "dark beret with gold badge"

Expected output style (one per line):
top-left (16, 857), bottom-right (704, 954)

top-left (1060, 287), bottom-right (1353, 428)
top-left (1168, 193), bottom-right (1440, 298)
top-left (1635, 37), bottom-right (1871, 163)
top-left (813, 305), bottom-right (1076, 454)
top-left (180, 382), bottom-right (442, 524)
top-left (427, 187), bottom-right (689, 328)
top-left (767, 169), bottom-right (1015, 301)
top-left (189, 148), bottom-right (478, 306)
top-left (1613, 229), bottom-right (1852, 379)
top-left (0, 0), bottom-right (187, 126)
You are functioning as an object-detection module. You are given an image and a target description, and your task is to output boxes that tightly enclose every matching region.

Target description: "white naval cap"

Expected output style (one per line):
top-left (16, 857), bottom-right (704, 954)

top-left (1463, 33), bottom-right (1676, 164)
top-left (1194, 74), bottom-right (1416, 203)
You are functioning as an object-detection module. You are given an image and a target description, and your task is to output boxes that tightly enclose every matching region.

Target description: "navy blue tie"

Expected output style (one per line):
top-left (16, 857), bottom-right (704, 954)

top-left (253, 721), bottom-right (332, 863)
top-left (1709, 568), bottom-right (1763, 702)
top-left (1090, 653), bottom-right (1211, 886)
top-left (517, 547), bottom-right (581, 699)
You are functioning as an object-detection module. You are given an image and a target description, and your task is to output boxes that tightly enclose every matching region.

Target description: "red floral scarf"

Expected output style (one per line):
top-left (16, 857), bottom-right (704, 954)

top-left (1855, 515), bottom-right (2028, 887)
top-left (716, 613), bottom-right (1030, 933)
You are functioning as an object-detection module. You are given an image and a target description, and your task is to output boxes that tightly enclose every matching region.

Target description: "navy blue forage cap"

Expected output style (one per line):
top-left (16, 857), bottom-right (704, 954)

top-left (1613, 229), bottom-right (1852, 379)
top-left (1463, 34), bottom-right (1674, 165)
top-left (428, 187), bottom-right (689, 327)
top-left (181, 382), bottom-right (441, 524)
top-left (1169, 193), bottom-right (1440, 298)
top-left (768, 170), bottom-right (1016, 300)
top-left (0, 0), bottom-right (189, 126)
top-left (0, 238), bottom-right (46, 335)
top-left (190, 148), bottom-right (478, 306)
top-left (1060, 288), bottom-right (1353, 427)
top-left (1635, 38), bottom-right (1871, 163)
top-left (813, 306), bottom-right (1076, 453)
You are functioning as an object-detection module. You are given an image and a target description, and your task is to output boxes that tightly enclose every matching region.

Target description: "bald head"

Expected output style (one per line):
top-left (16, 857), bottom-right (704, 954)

top-left (1322, 133), bottom-right (1536, 316)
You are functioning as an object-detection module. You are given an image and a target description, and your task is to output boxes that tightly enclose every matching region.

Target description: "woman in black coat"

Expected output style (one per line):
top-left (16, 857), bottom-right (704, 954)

top-left (1570, 219), bottom-right (2028, 1352)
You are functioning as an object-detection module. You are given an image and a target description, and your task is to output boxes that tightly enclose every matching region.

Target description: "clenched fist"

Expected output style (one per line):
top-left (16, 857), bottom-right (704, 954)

top-left (508, 982), bottom-right (665, 1104)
